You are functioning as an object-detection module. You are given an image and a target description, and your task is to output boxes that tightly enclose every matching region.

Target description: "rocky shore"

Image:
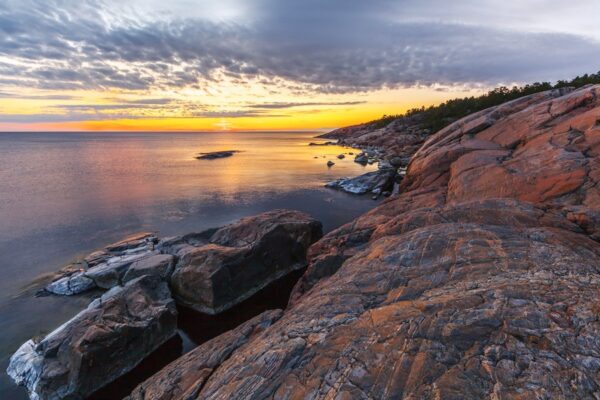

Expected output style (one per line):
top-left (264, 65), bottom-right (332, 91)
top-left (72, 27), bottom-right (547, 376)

top-left (8, 84), bottom-right (600, 399)
top-left (8, 210), bottom-right (322, 400)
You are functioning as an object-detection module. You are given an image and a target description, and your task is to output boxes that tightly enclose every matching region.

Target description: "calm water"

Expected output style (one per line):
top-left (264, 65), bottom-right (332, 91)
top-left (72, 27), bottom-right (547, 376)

top-left (0, 131), bottom-right (377, 399)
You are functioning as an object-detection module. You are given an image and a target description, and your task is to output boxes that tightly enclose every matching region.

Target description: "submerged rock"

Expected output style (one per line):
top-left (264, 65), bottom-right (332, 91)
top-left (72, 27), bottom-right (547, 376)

top-left (170, 209), bottom-right (322, 314)
top-left (126, 309), bottom-right (283, 400)
top-left (195, 150), bottom-right (240, 160)
top-left (325, 168), bottom-right (396, 195)
top-left (8, 275), bottom-right (177, 400)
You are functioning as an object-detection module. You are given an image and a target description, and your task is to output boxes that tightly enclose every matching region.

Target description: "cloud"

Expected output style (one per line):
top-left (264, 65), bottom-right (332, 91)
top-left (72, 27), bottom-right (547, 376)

top-left (0, 106), bottom-right (287, 123)
top-left (247, 101), bottom-right (366, 109)
top-left (121, 98), bottom-right (174, 105)
top-left (191, 110), bottom-right (288, 118)
top-left (0, 92), bottom-right (78, 100)
top-left (0, 0), bottom-right (599, 96)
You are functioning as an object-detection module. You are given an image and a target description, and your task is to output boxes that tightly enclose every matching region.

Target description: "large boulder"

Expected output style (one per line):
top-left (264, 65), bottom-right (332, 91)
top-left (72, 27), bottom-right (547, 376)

top-left (170, 209), bottom-right (322, 314)
top-left (125, 309), bottom-right (283, 400)
top-left (158, 85), bottom-right (600, 398)
top-left (7, 275), bottom-right (177, 400)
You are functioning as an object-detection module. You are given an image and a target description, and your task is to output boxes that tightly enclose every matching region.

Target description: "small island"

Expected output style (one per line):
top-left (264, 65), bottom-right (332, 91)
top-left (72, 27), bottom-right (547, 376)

top-left (196, 150), bottom-right (240, 160)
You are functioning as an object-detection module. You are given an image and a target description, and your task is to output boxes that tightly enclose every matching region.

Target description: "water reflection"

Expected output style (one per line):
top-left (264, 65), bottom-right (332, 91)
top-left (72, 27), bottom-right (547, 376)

top-left (0, 131), bottom-right (377, 400)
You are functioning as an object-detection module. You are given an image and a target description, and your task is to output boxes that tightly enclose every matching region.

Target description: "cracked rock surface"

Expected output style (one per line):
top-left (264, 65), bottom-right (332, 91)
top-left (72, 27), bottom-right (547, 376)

top-left (151, 85), bottom-right (600, 399)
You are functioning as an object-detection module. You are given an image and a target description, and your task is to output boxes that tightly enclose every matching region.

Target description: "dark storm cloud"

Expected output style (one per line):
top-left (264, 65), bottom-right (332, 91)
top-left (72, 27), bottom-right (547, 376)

top-left (0, 0), bottom-right (599, 93)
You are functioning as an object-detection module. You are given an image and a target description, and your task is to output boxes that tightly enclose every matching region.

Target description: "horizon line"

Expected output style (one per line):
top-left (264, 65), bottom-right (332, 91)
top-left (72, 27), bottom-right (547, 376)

top-left (0, 128), bottom-right (334, 134)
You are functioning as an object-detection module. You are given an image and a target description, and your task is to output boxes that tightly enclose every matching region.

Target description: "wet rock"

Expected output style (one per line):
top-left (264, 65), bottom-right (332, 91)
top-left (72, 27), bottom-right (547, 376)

top-left (337, 154), bottom-right (345, 159)
top-left (325, 168), bottom-right (396, 195)
top-left (126, 310), bottom-right (283, 400)
top-left (327, 160), bottom-right (335, 167)
top-left (45, 273), bottom-right (96, 296)
top-left (195, 150), bottom-right (240, 160)
top-left (83, 255), bottom-right (145, 289)
top-left (103, 232), bottom-right (157, 254)
top-left (354, 153), bottom-right (368, 165)
top-left (7, 275), bottom-right (177, 400)
top-left (170, 209), bottom-right (322, 314)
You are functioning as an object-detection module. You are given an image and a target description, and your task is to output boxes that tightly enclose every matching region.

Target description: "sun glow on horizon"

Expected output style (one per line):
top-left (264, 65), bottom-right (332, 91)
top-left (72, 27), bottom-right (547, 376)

top-left (3, 0), bottom-right (597, 132)
top-left (0, 84), bottom-right (485, 132)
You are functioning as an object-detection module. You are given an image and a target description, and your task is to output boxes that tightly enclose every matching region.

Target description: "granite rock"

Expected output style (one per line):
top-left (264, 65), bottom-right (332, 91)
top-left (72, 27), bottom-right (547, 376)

top-left (125, 310), bottom-right (282, 400)
top-left (7, 275), bottom-right (177, 400)
top-left (169, 85), bottom-right (600, 399)
top-left (170, 209), bottom-right (322, 314)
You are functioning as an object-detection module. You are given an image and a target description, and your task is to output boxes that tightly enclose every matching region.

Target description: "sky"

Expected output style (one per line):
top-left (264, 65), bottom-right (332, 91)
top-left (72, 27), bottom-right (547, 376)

top-left (0, 0), bottom-right (599, 131)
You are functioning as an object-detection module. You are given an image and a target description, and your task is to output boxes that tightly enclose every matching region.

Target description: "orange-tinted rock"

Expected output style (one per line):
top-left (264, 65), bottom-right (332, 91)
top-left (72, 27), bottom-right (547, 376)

top-left (133, 85), bottom-right (600, 399)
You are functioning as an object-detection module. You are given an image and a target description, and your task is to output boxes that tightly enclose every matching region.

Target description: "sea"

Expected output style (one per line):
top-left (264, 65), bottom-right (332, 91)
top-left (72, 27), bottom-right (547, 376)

top-left (0, 131), bottom-right (377, 399)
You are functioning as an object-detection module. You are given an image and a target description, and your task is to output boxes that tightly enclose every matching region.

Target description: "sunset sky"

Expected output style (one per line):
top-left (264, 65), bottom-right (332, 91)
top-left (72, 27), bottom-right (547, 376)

top-left (1, 0), bottom-right (600, 131)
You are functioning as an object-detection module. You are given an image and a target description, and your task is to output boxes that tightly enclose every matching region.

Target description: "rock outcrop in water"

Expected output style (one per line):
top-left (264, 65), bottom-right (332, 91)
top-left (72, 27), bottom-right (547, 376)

top-left (45, 233), bottom-right (159, 295)
top-left (325, 167), bottom-right (396, 195)
top-left (169, 210), bottom-right (323, 314)
top-left (195, 150), bottom-right (240, 160)
top-left (124, 85), bottom-right (600, 399)
top-left (8, 275), bottom-right (177, 400)
top-left (9, 210), bottom-right (322, 400)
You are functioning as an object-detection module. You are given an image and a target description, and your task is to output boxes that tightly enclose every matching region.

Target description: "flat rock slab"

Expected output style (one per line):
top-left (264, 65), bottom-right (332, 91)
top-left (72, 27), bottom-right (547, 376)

top-left (45, 233), bottom-right (159, 296)
top-left (8, 275), bottom-right (177, 400)
top-left (195, 150), bottom-right (240, 160)
top-left (170, 209), bottom-right (323, 314)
